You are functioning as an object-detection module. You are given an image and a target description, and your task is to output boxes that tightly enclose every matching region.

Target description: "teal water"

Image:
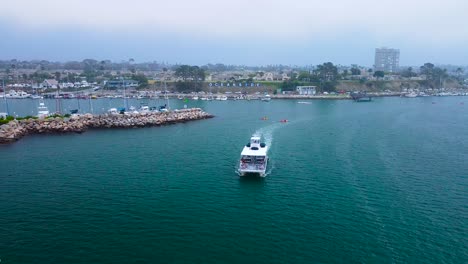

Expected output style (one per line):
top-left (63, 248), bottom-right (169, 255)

top-left (0, 97), bottom-right (467, 263)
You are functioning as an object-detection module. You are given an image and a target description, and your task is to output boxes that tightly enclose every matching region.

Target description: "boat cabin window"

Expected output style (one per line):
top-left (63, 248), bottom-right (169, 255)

top-left (241, 156), bottom-right (252, 163)
top-left (250, 138), bottom-right (260, 144)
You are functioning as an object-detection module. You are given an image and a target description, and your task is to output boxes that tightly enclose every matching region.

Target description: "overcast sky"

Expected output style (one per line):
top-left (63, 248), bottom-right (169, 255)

top-left (1, 0), bottom-right (467, 66)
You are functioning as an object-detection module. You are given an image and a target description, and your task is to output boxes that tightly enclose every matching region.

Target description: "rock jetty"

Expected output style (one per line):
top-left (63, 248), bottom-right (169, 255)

top-left (0, 108), bottom-right (213, 144)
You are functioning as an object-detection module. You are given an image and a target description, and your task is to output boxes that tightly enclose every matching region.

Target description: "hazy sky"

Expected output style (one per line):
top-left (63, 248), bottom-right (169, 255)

top-left (1, 0), bottom-right (467, 66)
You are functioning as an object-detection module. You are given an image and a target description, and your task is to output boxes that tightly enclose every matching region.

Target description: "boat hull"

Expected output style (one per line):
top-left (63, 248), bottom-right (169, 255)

top-left (238, 158), bottom-right (268, 177)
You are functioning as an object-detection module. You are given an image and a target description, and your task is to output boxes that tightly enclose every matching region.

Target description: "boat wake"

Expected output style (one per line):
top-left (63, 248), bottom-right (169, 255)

top-left (254, 122), bottom-right (282, 148)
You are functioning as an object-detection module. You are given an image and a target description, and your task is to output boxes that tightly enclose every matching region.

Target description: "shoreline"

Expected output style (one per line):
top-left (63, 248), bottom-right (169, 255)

top-left (0, 108), bottom-right (214, 144)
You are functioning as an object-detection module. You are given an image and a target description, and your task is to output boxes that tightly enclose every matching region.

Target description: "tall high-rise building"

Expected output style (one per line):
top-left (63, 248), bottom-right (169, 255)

top-left (374, 47), bottom-right (400, 73)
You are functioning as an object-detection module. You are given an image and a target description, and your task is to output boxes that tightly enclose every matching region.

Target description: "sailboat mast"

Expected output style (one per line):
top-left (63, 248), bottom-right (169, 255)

top-left (164, 73), bottom-right (170, 110)
top-left (3, 79), bottom-right (9, 115)
top-left (122, 78), bottom-right (128, 110)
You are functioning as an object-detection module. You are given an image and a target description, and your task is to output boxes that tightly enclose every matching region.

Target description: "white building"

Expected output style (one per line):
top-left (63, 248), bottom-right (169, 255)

top-left (42, 79), bottom-right (59, 89)
top-left (296, 86), bottom-right (316, 95)
top-left (374, 47), bottom-right (400, 73)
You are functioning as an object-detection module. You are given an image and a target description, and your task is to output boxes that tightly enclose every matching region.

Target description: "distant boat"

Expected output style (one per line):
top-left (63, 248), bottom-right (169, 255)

top-left (261, 94), bottom-right (271, 102)
top-left (159, 104), bottom-right (168, 112)
top-left (139, 105), bottom-right (150, 113)
top-left (108, 108), bottom-right (119, 115)
top-left (351, 92), bottom-right (372, 102)
top-left (297, 101), bottom-right (311, 104)
top-left (6, 90), bottom-right (31, 99)
top-left (37, 101), bottom-right (50, 118)
top-left (404, 92), bottom-right (418, 98)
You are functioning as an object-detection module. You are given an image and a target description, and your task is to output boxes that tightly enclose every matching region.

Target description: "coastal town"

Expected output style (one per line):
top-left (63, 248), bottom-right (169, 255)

top-left (0, 48), bottom-right (467, 102)
top-left (1, 48), bottom-right (468, 142)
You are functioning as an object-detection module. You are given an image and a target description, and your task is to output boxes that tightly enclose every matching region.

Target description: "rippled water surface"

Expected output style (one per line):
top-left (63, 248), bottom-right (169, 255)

top-left (0, 97), bottom-right (467, 263)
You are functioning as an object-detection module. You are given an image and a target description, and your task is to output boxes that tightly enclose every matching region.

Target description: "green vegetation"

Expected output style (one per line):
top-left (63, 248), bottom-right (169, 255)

top-left (132, 74), bottom-right (149, 89)
top-left (373, 71), bottom-right (385, 78)
top-left (0, 115), bottom-right (34, 125)
top-left (350, 67), bottom-right (361, 75)
top-left (174, 65), bottom-right (206, 92)
top-left (314, 62), bottom-right (339, 92)
top-left (419, 63), bottom-right (448, 88)
top-left (16, 116), bottom-right (38, 121)
top-left (0, 116), bottom-right (14, 125)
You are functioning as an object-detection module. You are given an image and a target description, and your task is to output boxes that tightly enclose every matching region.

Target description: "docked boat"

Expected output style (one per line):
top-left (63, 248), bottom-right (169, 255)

top-left (6, 90), bottom-right (31, 99)
top-left (139, 105), bottom-right (150, 113)
top-left (37, 102), bottom-right (50, 118)
top-left (108, 108), bottom-right (119, 115)
top-left (128, 106), bottom-right (139, 114)
top-left (238, 136), bottom-right (268, 177)
top-left (261, 94), bottom-right (271, 102)
top-left (404, 92), bottom-right (418, 98)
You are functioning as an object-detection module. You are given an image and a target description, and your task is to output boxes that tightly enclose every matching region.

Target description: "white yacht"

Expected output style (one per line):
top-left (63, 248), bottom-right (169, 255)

top-left (6, 90), bottom-right (31, 99)
top-left (108, 108), bottom-right (119, 115)
top-left (261, 94), bottom-right (271, 102)
top-left (37, 102), bottom-right (50, 118)
top-left (238, 136), bottom-right (269, 177)
top-left (128, 106), bottom-right (139, 114)
top-left (404, 92), bottom-right (418, 98)
top-left (139, 105), bottom-right (150, 113)
top-left (192, 96), bottom-right (199, 100)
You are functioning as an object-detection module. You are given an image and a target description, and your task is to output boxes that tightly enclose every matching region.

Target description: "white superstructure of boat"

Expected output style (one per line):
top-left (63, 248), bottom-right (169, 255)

top-left (404, 92), bottom-right (418, 98)
top-left (37, 102), bottom-right (50, 118)
top-left (108, 108), bottom-right (119, 115)
top-left (261, 94), bottom-right (271, 101)
top-left (139, 105), bottom-right (150, 113)
top-left (238, 136), bottom-right (268, 177)
top-left (6, 90), bottom-right (31, 99)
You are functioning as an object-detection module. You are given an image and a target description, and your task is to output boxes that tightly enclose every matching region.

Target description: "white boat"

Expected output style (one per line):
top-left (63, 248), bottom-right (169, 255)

top-left (192, 96), bottom-right (199, 100)
top-left (220, 95), bottom-right (228, 101)
top-left (37, 102), bottom-right (50, 118)
top-left (261, 94), bottom-right (271, 101)
top-left (127, 106), bottom-right (139, 114)
top-left (238, 136), bottom-right (269, 177)
top-left (139, 105), bottom-right (150, 113)
top-left (31, 95), bottom-right (43, 99)
top-left (404, 92), bottom-right (418, 98)
top-left (6, 90), bottom-right (31, 99)
top-left (108, 108), bottom-right (119, 115)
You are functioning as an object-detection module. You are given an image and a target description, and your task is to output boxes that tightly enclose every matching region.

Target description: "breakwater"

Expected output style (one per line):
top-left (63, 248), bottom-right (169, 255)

top-left (0, 108), bottom-right (213, 144)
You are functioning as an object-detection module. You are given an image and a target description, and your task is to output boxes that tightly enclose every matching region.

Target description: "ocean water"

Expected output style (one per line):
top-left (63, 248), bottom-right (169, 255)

top-left (0, 97), bottom-right (467, 263)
